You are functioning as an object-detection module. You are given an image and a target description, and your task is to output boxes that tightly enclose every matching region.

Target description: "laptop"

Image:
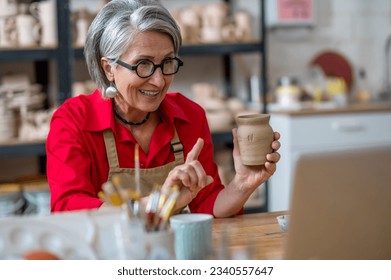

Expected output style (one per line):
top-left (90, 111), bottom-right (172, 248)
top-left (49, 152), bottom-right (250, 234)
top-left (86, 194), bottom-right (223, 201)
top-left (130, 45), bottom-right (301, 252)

top-left (284, 146), bottom-right (391, 260)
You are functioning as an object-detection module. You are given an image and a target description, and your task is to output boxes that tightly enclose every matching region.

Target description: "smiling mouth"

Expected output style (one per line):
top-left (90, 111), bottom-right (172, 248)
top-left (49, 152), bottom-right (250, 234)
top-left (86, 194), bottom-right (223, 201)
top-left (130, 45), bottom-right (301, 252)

top-left (140, 89), bottom-right (159, 97)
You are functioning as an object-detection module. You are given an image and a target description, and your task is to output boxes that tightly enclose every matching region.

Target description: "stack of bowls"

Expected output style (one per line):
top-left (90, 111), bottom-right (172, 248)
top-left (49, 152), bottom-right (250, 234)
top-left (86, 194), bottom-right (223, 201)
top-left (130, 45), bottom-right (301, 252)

top-left (0, 99), bottom-right (16, 142)
top-left (21, 178), bottom-right (50, 216)
top-left (0, 183), bottom-right (25, 218)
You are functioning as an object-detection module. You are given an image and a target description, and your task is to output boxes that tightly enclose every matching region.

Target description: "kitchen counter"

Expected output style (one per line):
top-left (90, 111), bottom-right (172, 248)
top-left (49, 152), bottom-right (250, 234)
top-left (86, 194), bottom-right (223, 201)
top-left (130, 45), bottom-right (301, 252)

top-left (268, 105), bottom-right (391, 211)
top-left (269, 102), bottom-right (391, 116)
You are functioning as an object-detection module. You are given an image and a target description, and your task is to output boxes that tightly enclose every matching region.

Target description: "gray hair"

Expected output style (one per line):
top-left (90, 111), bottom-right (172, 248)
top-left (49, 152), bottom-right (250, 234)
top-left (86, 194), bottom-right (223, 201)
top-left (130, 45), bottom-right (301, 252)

top-left (84, 0), bottom-right (182, 95)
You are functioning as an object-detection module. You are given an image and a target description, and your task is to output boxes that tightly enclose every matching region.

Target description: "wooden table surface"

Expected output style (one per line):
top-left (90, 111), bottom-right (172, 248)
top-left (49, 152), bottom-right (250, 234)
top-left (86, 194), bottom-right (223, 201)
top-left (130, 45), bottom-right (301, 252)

top-left (212, 211), bottom-right (287, 260)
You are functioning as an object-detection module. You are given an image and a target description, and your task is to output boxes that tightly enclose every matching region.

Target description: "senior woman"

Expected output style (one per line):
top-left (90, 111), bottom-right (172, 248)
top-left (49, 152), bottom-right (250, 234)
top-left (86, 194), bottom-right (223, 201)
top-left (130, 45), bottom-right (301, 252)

top-left (46, 0), bottom-right (281, 217)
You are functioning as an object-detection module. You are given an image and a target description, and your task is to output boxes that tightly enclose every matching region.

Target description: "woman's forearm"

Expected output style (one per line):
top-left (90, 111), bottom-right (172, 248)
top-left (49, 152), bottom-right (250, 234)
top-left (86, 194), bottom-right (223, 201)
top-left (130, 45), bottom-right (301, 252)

top-left (213, 175), bottom-right (259, 218)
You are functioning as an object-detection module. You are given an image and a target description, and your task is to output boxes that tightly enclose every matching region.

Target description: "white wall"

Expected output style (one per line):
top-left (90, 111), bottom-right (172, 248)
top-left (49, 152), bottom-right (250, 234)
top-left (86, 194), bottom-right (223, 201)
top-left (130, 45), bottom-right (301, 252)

top-left (267, 0), bottom-right (391, 98)
top-left (162, 0), bottom-right (391, 100)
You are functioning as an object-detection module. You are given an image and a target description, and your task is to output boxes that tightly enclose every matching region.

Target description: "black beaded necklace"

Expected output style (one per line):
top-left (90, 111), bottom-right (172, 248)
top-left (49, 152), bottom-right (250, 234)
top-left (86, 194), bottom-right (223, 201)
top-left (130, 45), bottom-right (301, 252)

top-left (114, 109), bottom-right (151, 126)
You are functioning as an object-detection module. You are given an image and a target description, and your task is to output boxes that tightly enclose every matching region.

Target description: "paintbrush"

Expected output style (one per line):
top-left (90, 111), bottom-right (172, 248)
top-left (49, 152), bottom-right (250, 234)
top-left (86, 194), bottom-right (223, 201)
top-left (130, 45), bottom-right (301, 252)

top-left (131, 144), bottom-right (142, 218)
top-left (145, 184), bottom-right (161, 231)
top-left (112, 174), bottom-right (137, 218)
top-left (112, 175), bottom-right (131, 202)
top-left (101, 181), bottom-right (123, 206)
top-left (158, 185), bottom-right (180, 231)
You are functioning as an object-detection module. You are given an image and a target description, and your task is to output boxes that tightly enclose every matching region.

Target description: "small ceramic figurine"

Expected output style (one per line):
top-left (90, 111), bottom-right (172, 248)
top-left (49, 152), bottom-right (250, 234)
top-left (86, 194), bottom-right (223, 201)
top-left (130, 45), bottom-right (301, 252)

top-left (29, 0), bottom-right (58, 47)
top-left (222, 21), bottom-right (237, 43)
top-left (0, 16), bottom-right (17, 47)
top-left (234, 11), bottom-right (252, 42)
top-left (179, 6), bottom-right (202, 44)
top-left (74, 8), bottom-right (90, 47)
top-left (201, 2), bottom-right (228, 43)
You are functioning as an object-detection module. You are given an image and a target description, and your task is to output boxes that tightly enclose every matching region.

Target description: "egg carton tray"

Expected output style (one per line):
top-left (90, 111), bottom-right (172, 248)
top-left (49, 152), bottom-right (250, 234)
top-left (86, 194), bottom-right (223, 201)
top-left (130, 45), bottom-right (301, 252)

top-left (0, 207), bottom-right (128, 260)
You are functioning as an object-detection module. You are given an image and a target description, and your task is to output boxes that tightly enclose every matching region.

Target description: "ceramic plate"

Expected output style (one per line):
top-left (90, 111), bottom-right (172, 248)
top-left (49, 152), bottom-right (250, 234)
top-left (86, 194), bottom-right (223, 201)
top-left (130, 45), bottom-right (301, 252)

top-left (310, 51), bottom-right (354, 92)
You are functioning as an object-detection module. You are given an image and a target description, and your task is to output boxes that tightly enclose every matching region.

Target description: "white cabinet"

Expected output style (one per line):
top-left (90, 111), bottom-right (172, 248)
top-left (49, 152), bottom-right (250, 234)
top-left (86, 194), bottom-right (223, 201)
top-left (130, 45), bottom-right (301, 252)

top-left (268, 107), bottom-right (391, 211)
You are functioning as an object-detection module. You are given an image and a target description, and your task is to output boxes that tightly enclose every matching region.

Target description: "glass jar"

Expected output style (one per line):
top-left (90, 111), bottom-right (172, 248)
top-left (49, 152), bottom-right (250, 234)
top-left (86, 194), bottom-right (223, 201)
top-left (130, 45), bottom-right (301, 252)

top-left (275, 76), bottom-right (301, 107)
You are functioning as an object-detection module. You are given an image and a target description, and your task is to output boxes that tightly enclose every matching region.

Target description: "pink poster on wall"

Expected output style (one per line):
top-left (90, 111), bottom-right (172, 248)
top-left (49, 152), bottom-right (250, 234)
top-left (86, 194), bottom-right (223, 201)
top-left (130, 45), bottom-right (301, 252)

top-left (277, 0), bottom-right (313, 22)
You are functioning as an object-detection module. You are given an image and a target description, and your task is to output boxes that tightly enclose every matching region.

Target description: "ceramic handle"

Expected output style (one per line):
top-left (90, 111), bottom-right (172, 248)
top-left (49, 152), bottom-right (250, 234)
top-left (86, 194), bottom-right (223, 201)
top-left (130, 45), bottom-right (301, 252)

top-left (33, 23), bottom-right (41, 42)
top-left (29, 2), bottom-right (39, 19)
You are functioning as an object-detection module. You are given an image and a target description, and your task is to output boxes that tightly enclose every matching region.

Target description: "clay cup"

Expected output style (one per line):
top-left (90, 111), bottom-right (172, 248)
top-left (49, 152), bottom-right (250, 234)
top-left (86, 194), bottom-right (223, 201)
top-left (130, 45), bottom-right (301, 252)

top-left (235, 113), bottom-right (274, 166)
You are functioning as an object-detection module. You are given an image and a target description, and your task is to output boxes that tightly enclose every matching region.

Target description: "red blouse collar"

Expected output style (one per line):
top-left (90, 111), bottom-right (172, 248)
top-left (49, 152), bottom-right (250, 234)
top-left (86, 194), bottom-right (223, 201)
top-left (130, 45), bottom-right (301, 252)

top-left (82, 90), bottom-right (190, 132)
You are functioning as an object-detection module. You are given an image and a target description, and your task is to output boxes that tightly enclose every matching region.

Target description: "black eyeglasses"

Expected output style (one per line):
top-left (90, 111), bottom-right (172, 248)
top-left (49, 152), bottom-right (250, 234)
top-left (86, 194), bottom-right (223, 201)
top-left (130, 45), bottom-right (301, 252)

top-left (109, 57), bottom-right (184, 78)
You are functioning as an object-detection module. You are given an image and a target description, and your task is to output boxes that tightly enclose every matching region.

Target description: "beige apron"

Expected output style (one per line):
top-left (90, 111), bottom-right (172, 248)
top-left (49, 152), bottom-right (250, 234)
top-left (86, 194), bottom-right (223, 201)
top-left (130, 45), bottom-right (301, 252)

top-left (103, 129), bottom-right (184, 197)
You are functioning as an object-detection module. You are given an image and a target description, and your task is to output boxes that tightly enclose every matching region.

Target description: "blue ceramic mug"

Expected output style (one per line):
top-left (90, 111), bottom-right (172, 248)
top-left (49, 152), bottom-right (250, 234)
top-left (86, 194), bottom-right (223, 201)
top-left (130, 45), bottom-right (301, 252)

top-left (169, 213), bottom-right (213, 260)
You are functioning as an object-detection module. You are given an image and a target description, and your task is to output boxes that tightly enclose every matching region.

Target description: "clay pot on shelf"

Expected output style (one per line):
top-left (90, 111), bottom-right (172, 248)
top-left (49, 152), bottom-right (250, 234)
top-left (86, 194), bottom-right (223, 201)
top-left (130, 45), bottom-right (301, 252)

top-left (234, 11), bottom-right (252, 42)
top-left (200, 2), bottom-right (228, 43)
top-left (235, 114), bottom-right (274, 166)
top-left (15, 14), bottom-right (41, 47)
top-left (0, 16), bottom-right (18, 48)
top-left (29, 0), bottom-right (58, 47)
top-left (74, 9), bottom-right (90, 47)
top-left (206, 109), bottom-right (233, 133)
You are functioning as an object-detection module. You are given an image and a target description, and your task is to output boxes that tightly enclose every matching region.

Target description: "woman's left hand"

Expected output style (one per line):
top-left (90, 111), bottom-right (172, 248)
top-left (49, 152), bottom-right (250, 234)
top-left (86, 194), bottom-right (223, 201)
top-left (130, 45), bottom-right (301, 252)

top-left (232, 128), bottom-right (281, 192)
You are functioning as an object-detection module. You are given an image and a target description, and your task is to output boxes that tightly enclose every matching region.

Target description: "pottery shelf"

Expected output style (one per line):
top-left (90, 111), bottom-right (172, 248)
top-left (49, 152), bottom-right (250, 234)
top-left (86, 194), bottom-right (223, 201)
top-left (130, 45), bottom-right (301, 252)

top-left (0, 48), bottom-right (58, 61)
top-left (180, 42), bottom-right (264, 56)
top-left (211, 131), bottom-right (233, 144)
top-left (0, 0), bottom-right (71, 158)
top-left (73, 42), bottom-right (264, 59)
top-left (0, 131), bottom-right (233, 157)
top-left (0, 140), bottom-right (45, 158)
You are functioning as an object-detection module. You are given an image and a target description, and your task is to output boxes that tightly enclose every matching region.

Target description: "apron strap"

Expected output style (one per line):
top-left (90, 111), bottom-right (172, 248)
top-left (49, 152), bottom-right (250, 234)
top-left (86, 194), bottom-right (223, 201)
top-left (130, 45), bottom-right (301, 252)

top-left (103, 129), bottom-right (120, 169)
top-left (103, 128), bottom-right (185, 170)
top-left (171, 129), bottom-right (185, 165)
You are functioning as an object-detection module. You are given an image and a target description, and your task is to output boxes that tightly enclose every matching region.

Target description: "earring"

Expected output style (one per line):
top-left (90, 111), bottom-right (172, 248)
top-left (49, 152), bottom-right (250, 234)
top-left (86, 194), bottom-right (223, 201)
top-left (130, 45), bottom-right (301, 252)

top-left (104, 83), bottom-right (118, 98)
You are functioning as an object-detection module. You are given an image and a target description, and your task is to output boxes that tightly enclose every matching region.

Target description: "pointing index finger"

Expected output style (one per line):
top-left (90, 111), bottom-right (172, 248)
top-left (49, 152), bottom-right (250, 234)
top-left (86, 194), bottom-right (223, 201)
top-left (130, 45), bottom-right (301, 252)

top-left (185, 138), bottom-right (204, 163)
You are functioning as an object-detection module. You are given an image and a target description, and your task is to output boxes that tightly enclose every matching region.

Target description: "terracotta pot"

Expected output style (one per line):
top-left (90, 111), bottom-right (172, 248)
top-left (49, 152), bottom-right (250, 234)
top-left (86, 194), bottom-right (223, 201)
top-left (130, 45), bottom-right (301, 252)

top-left (235, 114), bottom-right (274, 166)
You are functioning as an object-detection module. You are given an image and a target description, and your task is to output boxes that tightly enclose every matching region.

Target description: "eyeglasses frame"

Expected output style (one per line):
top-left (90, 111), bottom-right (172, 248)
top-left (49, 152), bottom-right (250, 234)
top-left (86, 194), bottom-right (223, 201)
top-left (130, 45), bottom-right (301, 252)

top-left (108, 57), bottom-right (184, 78)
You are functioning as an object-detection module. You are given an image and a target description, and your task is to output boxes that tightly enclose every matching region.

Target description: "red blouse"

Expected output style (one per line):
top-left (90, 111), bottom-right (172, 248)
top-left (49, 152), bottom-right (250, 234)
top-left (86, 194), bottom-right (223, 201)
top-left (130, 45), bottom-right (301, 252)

top-left (46, 90), bottom-right (225, 214)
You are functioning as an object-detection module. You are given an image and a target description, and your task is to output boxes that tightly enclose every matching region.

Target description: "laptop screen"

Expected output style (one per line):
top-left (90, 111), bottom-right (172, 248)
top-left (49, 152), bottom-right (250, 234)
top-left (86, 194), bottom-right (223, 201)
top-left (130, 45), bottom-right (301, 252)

top-left (284, 146), bottom-right (391, 259)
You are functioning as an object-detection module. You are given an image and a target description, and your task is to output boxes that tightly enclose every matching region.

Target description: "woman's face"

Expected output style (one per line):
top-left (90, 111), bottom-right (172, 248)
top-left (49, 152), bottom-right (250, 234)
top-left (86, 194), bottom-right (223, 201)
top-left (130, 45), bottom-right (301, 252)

top-left (105, 31), bottom-right (176, 114)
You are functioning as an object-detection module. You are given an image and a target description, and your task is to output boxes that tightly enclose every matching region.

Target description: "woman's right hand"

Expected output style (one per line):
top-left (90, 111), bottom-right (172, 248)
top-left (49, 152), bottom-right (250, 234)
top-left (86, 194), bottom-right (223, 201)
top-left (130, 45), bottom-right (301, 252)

top-left (161, 138), bottom-right (214, 209)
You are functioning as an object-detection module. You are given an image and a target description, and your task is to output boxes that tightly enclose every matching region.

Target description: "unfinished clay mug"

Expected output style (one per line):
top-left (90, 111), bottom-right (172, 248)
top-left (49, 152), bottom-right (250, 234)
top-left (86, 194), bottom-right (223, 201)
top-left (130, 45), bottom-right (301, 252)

top-left (235, 113), bottom-right (274, 166)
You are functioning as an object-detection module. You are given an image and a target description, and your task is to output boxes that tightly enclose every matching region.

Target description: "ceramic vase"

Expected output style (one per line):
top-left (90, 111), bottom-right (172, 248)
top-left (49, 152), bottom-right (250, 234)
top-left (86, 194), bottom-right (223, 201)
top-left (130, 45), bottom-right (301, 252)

top-left (29, 0), bottom-right (57, 47)
top-left (235, 113), bottom-right (274, 166)
top-left (16, 14), bottom-right (41, 47)
top-left (74, 9), bottom-right (89, 47)
top-left (0, 17), bottom-right (17, 48)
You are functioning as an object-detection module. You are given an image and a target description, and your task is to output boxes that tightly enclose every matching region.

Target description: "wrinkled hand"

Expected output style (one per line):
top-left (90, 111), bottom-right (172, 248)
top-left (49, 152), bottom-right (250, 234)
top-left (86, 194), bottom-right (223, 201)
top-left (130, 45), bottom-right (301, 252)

top-left (161, 138), bottom-right (214, 209)
top-left (232, 128), bottom-right (281, 192)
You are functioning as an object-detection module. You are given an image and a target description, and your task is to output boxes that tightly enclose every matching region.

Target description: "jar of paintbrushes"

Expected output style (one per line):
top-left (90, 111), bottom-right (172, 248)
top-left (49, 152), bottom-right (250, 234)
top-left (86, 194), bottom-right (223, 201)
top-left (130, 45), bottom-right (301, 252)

top-left (99, 174), bottom-right (179, 259)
